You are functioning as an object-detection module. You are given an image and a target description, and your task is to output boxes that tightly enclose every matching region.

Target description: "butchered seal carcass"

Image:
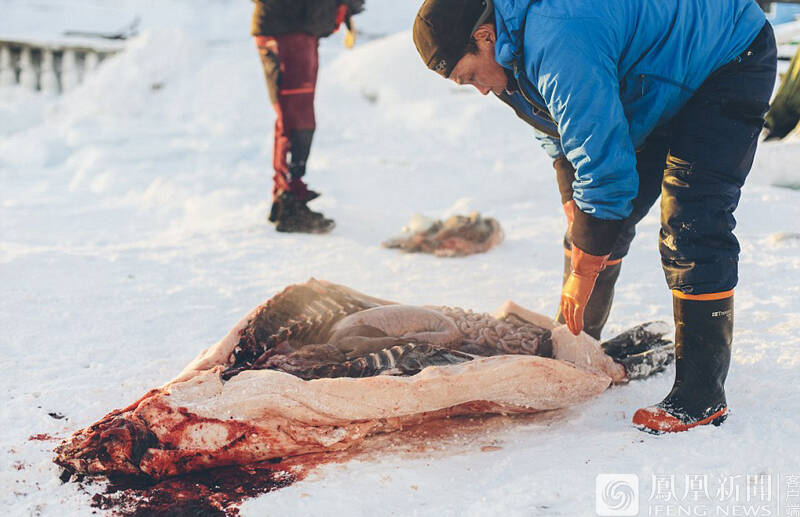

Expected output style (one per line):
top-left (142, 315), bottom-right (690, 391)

top-left (55, 279), bottom-right (672, 481)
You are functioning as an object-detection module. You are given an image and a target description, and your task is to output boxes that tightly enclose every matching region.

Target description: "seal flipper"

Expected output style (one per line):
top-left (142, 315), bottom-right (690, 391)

top-left (601, 321), bottom-right (675, 381)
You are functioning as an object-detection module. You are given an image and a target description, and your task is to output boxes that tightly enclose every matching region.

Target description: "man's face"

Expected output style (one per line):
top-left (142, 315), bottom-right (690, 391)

top-left (449, 25), bottom-right (508, 96)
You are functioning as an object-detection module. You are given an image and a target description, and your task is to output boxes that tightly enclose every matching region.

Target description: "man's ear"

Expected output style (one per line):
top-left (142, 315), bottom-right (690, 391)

top-left (473, 24), bottom-right (496, 44)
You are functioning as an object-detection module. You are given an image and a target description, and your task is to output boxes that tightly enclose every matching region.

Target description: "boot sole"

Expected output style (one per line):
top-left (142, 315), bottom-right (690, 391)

top-left (633, 406), bottom-right (728, 435)
top-left (275, 221), bottom-right (335, 234)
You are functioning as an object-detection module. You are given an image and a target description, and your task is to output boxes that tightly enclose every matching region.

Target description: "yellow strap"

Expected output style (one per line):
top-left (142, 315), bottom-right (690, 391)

top-left (672, 289), bottom-right (734, 301)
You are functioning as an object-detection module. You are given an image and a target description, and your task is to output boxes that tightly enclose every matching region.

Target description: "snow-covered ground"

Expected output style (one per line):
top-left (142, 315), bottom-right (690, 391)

top-left (2, 1), bottom-right (800, 516)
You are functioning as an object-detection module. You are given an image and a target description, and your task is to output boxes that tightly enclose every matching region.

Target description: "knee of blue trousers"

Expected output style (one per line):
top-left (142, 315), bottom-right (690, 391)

top-left (659, 156), bottom-right (742, 295)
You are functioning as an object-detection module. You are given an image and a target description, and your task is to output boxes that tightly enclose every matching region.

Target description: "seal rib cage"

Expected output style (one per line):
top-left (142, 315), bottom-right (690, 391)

top-left (224, 283), bottom-right (381, 379)
top-left (282, 343), bottom-right (474, 380)
top-left (223, 282), bottom-right (554, 382)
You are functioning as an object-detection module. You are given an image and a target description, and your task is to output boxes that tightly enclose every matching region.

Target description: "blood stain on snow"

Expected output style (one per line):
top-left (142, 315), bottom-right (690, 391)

top-left (480, 445), bottom-right (503, 452)
top-left (84, 447), bottom-right (382, 516)
top-left (87, 461), bottom-right (310, 517)
top-left (29, 433), bottom-right (55, 441)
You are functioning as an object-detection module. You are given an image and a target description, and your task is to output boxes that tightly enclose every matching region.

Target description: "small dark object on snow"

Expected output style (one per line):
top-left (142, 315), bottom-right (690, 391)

top-left (382, 212), bottom-right (504, 257)
top-left (59, 467), bottom-right (74, 483)
top-left (48, 412), bottom-right (66, 420)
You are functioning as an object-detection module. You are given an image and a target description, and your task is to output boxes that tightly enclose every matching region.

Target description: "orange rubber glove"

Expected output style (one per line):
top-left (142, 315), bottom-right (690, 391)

top-left (560, 246), bottom-right (610, 335)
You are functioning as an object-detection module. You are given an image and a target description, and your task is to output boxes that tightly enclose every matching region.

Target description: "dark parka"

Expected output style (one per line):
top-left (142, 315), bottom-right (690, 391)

top-left (251, 0), bottom-right (365, 38)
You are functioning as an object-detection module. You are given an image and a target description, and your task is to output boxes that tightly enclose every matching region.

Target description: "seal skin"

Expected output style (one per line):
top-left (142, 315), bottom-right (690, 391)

top-left (382, 213), bottom-right (504, 257)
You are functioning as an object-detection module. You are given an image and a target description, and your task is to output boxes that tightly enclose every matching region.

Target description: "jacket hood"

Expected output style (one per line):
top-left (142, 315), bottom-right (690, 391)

top-left (493, 0), bottom-right (536, 69)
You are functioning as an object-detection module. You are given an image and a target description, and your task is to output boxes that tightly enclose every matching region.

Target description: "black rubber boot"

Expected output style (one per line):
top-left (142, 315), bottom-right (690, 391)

top-left (556, 253), bottom-right (622, 340)
top-left (304, 189), bottom-right (321, 202)
top-left (273, 191), bottom-right (335, 234)
top-left (632, 294), bottom-right (733, 433)
top-left (268, 191), bottom-right (324, 224)
top-left (267, 190), bottom-right (325, 223)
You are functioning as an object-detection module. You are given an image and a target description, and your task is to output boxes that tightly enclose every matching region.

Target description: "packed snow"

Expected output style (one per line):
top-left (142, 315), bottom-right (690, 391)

top-left (1, 1), bottom-right (799, 515)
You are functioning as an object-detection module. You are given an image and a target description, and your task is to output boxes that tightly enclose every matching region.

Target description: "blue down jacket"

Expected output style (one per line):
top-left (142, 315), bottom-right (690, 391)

top-left (492, 0), bottom-right (766, 220)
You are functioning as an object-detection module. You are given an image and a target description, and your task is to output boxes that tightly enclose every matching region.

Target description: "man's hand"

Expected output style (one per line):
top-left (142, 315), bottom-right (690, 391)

top-left (560, 246), bottom-right (610, 335)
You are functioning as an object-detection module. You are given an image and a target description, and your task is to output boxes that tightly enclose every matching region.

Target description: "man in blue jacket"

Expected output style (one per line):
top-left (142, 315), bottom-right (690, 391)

top-left (414, 0), bottom-right (776, 433)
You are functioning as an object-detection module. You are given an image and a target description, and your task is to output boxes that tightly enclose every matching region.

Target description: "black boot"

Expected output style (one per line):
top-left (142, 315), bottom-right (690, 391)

top-left (556, 252), bottom-right (622, 340)
top-left (268, 192), bottom-right (324, 224)
top-left (272, 191), bottom-right (335, 234)
top-left (633, 294), bottom-right (733, 433)
top-left (601, 321), bottom-right (674, 381)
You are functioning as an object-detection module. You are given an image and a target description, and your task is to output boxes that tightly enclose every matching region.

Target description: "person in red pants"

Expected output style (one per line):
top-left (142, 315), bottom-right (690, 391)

top-left (252, 0), bottom-right (364, 233)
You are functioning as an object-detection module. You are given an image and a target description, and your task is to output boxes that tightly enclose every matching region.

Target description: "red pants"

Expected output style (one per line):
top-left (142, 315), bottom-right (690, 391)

top-left (255, 33), bottom-right (319, 200)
